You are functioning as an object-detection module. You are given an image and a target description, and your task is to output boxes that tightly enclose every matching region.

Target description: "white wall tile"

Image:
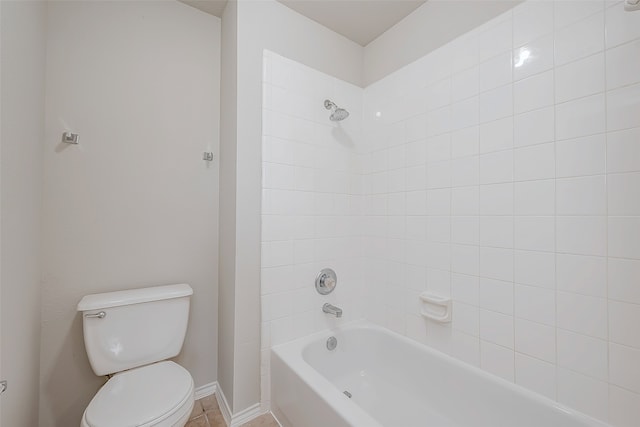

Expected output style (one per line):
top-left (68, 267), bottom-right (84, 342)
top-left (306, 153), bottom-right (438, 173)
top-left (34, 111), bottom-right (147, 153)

top-left (514, 106), bottom-right (555, 147)
top-left (451, 244), bottom-right (479, 276)
top-left (609, 257), bottom-right (640, 305)
top-left (607, 82), bottom-right (640, 132)
top-left (557, 253), bottom-right (607, 297)
top-left (515, 284), bottom-right (555, 325)
top-left (555, 12), bottom-right (605, 66)
top-left (452, 216), bottom-right (479, 245)
top-left (479, 17), bottom-right (513, 61)
top-left (452, 66), bottom-right (479, 102)
top-left (451, 126), bottom-right (479, 158)
top-left (453, 302), bottom-right (480, 336)
top-left (606, 39), bottom-right (640, 90)
top-left (514, 70), bottom-right (554, 114)
top-left (452, 273), bottom-right (479, 305)
top-left (555, 0), bottom-right (603, 30)
top-left (427, 160), bottom-right (451, 189)
top-left (479, 85), bottom-right (513, 123)
top-left (515, 353), bottom-right (556, 399)
top-left (355, 5), bottom-right (640, 424)
top-left (515, 250), bottom-right (556, 289)
top-left (556, 175), bottom-right (607, 215)
top-left (452, 97), bottom-right (479, 130)
top-left (481, 340), bottom-right (515, 381)
top-left (608, 173), bottom-right (640, 215)
top-left (557, 291), bottom-right (608, 339)
top-left (605, 1), bottom-right (640, 48)
top-left (556, 216), bottom-right (607, 256)
top-left (480, 247), bottom-right (514, 282)
top-left (480, 183), bottom-right (514, 215)
top-left (480, 52), bottom-right (513, 92)
top-left (609, 385), bottom-right (640, 427)
top-left (556, 93), bottom-right (606, 140)
top-left (481, 309), bottom-right (515, 348)
top-left (427, 188), bottom-right (451, 215)
top-left (557, 328), bottom-right (608, 380)
top-left (557, 368), bottom-right (609, 421)
top-left (480, 216), bottom-right (513, 248)
top-left (480, 277), bottom-right (514, 315)
top-left (607, 127), bottom-right (640, 174)
top-left (426, 79), bottom-right (452, 111)
top-left (609, 301), bottom-right (640, 349)
top-left (609, 343), bottom-right (640, 393)
top-left (556, 134), bottom-right (606, 178)
top-left (480, 117), bottom-right (513, 153)
top-left (515, 217), bottom-right (555, 252)
top-left (514, 35), bottom-right (555, 81)
top-left (609, 217), bottom-right (640, 259)
top-left (515, 318), bottom-right (556, 363)
top-left (555, 53), bottom-right (605, 103)
top-left (515, 180), bottom-right (555, 216)
top-left (452, 33), bottom-right (479, 73)
top-left (514, 142), bottom-right (555, 181)
top-left (452, 186), bottom-right (479, 216)
top-left (480, 150), bottom-right (514, 184)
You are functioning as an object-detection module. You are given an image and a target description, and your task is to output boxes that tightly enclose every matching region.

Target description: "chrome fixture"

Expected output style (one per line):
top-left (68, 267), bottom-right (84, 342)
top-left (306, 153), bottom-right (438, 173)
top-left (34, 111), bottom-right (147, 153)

top-left (343, 390), bottom-right (352, 399)
top-left (61, 131), bottom-right (79, 144)
top-left (315, 268), bottom-right (337, 295)
top-left (323, 303), bottom-right (342, 318)
top-left (324, 99), bottom-right (349, 122)
top-left (203, 152), bottom-right (214, 161)
top-left (326, 336), bottom-right (337, 351)
top-left (84, 311), bottom-right (106, 319)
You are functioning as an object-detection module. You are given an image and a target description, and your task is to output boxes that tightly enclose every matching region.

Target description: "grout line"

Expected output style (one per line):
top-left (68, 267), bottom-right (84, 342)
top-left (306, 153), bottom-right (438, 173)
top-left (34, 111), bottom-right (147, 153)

top-left (510, 9), bottom-right (517, 384)
top-left (552, 0), bottom-right (559, 402)
top-left (603, 5), bottom-right (611, 419)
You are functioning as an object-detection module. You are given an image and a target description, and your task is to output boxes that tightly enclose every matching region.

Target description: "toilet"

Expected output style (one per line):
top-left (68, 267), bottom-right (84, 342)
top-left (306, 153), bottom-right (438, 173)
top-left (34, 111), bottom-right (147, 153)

top-left (77, 283), bottom-right (195, 427)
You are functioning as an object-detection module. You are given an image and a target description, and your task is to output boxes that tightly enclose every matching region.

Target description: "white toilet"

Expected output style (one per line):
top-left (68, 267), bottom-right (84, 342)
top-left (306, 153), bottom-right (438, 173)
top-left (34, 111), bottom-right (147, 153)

top-left (77, 283), bottom-right (195, 427)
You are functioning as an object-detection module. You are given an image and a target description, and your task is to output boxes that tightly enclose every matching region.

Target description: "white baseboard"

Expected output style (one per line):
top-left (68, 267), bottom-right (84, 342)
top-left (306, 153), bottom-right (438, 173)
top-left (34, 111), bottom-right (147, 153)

top-left (230, 402), bottom-right (263, 427)
top-left (194, 382), bottom-right (217, 400)
top-left (214, 383), bottom-right (233, 426)
top-left (214, 383), bottom-right (269, 427)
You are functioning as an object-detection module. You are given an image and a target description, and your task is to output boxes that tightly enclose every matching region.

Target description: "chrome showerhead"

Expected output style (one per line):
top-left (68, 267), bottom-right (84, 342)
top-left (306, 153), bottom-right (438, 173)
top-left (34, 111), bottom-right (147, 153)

top-left (324, 99), bottom-right (350, 122)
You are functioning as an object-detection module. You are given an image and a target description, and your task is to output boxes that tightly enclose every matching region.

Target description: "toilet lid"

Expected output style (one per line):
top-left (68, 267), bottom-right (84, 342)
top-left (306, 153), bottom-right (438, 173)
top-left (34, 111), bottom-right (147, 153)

top-left (85, 361), bottom-right (193, 427)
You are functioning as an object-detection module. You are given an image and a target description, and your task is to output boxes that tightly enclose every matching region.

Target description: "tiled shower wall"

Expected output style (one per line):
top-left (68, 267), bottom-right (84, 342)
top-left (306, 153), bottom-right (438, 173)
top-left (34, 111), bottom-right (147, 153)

top-left (260, 51), bottom-right (365, 408)
top-left (362, 1), bottom-right (640, 425)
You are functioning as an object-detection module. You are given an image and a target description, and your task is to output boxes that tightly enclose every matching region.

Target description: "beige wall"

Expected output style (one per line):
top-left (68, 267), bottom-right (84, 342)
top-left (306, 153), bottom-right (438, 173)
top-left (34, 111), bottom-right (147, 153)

top-left (39, 2), bottom-right (221, 426)
top-left (218, 0), bottom-right (238, 410)
top-left (363, 0), bottom-right (520, 85)
top-left (0, 1), bottom-right (46, 425)
top-left (217, 0), bottom-right (364, 414)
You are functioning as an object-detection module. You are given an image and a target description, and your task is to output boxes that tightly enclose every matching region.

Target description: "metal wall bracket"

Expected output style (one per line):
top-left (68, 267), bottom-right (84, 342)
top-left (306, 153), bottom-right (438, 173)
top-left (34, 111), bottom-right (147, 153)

top-left (203, 152), bottom-right (214, 161)
top-left (62, 131), bottom-right (79, 144)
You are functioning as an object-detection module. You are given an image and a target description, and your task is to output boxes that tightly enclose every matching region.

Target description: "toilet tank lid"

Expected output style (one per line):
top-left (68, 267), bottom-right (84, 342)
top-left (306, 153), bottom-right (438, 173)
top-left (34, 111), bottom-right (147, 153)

top-left (77, 284), bottom-right (193, 312)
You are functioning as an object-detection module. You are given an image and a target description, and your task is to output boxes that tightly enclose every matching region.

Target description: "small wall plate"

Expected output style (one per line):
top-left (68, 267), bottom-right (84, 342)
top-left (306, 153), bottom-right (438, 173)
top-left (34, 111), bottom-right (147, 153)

top-left (315, 268), bottom-right (337, 295)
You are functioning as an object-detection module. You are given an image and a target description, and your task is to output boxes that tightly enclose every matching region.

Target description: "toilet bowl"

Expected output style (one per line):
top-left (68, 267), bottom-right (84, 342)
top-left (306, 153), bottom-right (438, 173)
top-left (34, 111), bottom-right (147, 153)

top-left (80, 361), bottom-right (194, 427)
top-left (77, 284), bottom-right (195, 427)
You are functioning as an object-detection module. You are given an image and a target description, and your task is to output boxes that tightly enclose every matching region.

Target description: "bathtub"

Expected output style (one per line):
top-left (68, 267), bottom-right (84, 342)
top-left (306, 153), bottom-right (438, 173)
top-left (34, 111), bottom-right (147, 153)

top-left (271, 321), bottom-right (610, 427)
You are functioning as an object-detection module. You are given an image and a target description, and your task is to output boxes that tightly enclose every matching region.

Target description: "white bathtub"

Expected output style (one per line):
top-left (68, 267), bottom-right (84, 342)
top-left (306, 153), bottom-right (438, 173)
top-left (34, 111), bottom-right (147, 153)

top-left (271, 321), bottom-right (610, 427)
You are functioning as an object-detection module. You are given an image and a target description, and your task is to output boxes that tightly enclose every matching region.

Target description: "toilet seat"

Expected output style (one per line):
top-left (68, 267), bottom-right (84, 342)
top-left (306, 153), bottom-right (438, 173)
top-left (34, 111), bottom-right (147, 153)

top-left (81, 361), bottom-right (194, 427)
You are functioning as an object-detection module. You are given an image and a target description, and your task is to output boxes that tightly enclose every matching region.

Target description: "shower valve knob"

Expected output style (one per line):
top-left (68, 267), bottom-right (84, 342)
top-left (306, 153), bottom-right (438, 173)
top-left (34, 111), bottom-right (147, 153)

top-left (315, 268), bottom-right (337, 295)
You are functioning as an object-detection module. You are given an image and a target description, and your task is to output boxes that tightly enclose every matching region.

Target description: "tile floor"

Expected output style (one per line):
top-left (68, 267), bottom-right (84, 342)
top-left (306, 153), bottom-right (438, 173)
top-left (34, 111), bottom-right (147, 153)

top-left (186, 395), bottom-right (279, 427)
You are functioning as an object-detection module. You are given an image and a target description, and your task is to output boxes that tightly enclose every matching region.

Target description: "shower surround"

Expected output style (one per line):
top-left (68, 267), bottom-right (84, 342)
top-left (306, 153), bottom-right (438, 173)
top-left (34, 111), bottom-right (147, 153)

top-left (261, 1), bottom-right (640, 425)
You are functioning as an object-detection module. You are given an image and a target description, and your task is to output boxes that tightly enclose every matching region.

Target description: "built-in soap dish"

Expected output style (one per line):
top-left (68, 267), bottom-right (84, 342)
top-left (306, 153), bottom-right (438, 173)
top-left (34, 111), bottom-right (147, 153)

top-left (419, 292), bottom-right (452, 323)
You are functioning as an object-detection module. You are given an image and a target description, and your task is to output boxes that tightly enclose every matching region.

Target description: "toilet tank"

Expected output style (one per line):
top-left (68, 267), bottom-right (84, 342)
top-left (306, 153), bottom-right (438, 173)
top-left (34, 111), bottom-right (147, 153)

top-left (77, 284), bottom-right (193, 376)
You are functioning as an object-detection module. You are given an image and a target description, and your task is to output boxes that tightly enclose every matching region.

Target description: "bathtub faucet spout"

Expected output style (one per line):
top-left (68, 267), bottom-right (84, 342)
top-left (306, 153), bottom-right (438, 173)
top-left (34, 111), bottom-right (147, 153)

top-left (323, 303), bottom-right (343, 318)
